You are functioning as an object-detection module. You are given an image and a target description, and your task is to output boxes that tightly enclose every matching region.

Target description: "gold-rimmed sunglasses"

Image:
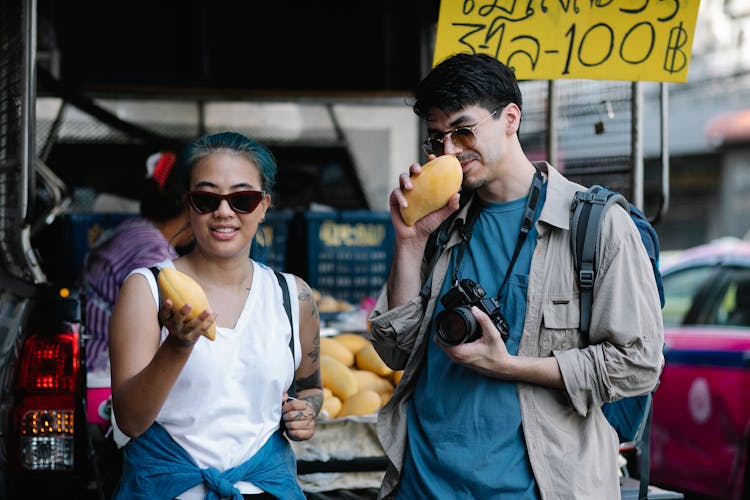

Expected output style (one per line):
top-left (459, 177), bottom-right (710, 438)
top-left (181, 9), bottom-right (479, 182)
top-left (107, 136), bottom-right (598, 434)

top-left (422, 105), bottom-right (506, 156)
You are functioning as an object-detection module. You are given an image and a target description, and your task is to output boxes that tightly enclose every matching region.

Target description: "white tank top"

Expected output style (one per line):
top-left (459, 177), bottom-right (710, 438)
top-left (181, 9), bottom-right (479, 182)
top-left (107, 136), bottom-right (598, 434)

top-left (127, 259), bottom-right (301, 498)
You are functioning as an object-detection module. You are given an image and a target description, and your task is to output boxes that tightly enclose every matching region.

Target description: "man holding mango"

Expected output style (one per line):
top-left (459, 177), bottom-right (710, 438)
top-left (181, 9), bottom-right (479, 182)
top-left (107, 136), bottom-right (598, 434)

top-left (368, 53), bottom-right (663, 499)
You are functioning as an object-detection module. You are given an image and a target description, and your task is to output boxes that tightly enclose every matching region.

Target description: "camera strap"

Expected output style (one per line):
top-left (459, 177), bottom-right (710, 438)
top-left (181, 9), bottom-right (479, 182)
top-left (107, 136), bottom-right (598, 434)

top-left (451, 168), bottom-right (544, 298)
top-left (417, 192), bottom-right (476, 302)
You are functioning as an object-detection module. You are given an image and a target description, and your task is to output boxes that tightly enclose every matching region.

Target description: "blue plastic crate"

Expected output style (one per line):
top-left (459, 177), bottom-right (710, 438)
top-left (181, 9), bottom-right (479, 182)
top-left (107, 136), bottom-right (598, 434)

top-left (251, 209), bottom-right (293, 271)
top-left (303, 210), bottom-right (394, 304)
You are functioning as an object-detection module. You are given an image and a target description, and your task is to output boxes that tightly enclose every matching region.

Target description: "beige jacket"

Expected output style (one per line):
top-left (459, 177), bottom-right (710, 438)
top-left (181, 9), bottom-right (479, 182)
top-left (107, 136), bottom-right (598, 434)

top-left (368, 163), bottom-right (664, 499)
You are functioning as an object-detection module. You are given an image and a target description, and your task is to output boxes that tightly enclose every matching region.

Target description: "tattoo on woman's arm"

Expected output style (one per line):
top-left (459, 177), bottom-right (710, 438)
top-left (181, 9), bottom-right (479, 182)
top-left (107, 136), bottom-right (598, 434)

top-left (302, 392), bottom-right (323, 414)
top-left (309, 331), bottom-right (320, 363)
top-left (296, 371), bottom-right (321, 391)
top-left (296, 371), bottom-right (322, 416)
top-left (298, 284), bottom-right (320, 320)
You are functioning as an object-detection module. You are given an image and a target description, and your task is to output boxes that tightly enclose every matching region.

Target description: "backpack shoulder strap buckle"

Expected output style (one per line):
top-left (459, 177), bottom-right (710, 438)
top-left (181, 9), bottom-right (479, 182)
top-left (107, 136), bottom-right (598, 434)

top-left (579, 268), bottom-right (595, 289)
top-left (573, 190), bottom-right (596, 204)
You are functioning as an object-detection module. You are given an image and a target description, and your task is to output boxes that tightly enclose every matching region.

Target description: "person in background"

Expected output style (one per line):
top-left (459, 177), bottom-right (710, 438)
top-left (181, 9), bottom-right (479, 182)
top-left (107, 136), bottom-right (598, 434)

top-left (368, 53), bottom-right (664, 499)
top-left (109, 131), bottom-right (322, 499)
top-left (81, 149), bottom-right (191, 497)
top-left (82, 149), bottom-right (189, 382)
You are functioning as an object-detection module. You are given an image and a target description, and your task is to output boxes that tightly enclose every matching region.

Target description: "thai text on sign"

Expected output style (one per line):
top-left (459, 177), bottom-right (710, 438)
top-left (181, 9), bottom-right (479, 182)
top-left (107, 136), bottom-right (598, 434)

top-left (433, 0), bottom-right (701, 83)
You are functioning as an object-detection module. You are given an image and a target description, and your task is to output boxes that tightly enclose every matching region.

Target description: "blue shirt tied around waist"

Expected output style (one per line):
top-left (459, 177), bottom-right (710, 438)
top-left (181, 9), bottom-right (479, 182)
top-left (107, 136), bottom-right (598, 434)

top-left (112, 422), bottom-right (304, 500)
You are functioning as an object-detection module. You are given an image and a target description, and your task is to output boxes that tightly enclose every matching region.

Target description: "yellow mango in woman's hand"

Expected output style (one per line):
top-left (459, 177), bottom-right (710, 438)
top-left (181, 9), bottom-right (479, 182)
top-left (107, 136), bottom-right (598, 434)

top-left (156, 267), bottom-right (216, 340)
top-left (400, 155), bottom-right (462, 226)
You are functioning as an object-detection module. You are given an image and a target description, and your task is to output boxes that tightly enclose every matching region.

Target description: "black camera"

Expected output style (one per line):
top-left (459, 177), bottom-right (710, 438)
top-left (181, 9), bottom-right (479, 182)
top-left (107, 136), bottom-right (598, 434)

top-left (434, 279), bottom-right (509, 346)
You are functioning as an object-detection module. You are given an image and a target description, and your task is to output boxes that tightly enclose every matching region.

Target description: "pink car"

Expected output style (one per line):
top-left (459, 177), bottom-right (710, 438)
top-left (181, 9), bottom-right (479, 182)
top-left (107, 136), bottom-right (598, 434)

top-left (650, 238), bottom-right (750, 499)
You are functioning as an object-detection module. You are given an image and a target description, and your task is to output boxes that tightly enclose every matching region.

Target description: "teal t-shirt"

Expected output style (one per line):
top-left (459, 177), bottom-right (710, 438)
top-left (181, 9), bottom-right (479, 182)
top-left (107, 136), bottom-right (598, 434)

top-left (397, 185), bottom-right (547, 499)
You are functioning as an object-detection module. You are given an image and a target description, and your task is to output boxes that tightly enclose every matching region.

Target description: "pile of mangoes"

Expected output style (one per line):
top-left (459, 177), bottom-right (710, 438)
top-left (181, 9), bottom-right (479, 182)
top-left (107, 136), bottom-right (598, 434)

top-left (311, 288), bottom-right (353, 314)
top-left (319, 334), bottom-right (403, 419)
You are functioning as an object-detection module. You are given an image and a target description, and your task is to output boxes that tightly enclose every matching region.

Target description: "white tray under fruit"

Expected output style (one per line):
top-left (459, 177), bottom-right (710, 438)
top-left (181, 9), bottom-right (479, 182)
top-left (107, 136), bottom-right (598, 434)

top-left (290, 414), bottom-right (385, 493)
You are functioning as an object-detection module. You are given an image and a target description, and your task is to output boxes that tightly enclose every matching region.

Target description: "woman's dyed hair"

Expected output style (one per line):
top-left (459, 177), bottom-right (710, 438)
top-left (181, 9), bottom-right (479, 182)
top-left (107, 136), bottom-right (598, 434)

top-left (177, 131), bottom-right (277, 193)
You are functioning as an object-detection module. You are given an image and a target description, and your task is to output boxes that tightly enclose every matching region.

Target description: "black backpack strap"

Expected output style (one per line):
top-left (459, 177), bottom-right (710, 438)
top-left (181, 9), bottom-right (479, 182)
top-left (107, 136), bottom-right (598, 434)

top-left (149, 266), bottom-right (164, 327)
top-left (570, 186), bottom-right (628, 335)
top-left (149, 265), bottom-right (160, 282)
top-left (274, 270), bottom-right (296, 398)
top-left (637, 394), bottom-right (653, 500)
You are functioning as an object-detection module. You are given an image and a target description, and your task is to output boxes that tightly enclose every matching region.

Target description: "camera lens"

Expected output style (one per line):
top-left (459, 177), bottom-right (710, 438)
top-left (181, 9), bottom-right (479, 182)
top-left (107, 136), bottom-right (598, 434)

top-left (435, 306), bottom-right (478, 346)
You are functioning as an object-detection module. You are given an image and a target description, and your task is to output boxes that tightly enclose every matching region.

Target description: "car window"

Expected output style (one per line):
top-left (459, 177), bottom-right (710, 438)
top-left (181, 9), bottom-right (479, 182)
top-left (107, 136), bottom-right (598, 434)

top-left (713, 269), bottom-right (750, 327)
top-left (662, 265), bottom-right (716, 327)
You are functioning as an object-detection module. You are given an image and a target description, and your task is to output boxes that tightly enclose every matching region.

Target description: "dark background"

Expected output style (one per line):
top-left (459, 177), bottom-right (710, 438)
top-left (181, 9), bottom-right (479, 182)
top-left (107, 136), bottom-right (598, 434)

top-left (32, 0), bottom-right (441, 286)
top-left (35, 0), bottom-right (439, 213)
top-left (39, 0), bottom-right (434, 93)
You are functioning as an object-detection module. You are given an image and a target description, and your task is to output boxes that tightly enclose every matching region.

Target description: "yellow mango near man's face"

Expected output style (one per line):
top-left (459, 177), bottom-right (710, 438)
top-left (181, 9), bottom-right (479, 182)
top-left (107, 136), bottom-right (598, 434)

top-left (400, 155), bottom-right (462, 226)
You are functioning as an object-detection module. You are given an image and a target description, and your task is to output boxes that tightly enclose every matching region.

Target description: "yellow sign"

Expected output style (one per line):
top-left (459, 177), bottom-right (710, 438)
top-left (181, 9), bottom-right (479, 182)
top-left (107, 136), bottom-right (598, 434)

top-left (433, 0), bottom-right (701, 82)
top-left (318, 221), bottom-right (386, 247)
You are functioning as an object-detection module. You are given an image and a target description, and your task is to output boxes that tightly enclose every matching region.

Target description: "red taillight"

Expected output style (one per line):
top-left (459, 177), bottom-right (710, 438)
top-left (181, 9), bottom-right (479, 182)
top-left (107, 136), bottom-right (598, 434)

top-left (12, 329), bottom-right (81, 471)
top-left (18, 332), bottom-right (79, 393)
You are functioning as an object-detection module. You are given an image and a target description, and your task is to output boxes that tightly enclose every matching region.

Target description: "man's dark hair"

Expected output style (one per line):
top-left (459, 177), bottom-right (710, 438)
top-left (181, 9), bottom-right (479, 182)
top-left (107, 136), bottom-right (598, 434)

top-left (413, 53), bottom-right (523, 119)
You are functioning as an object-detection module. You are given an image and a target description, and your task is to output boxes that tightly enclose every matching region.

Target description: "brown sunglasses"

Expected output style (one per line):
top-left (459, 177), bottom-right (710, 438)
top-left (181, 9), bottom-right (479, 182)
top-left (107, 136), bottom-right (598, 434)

top-left (185, 190), bottom-right (265, 214)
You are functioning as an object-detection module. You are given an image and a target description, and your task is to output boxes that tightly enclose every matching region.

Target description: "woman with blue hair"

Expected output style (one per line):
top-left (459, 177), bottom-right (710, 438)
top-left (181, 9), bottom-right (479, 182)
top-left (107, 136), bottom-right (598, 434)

top-left (109, 131), bottom-right (321, 499)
